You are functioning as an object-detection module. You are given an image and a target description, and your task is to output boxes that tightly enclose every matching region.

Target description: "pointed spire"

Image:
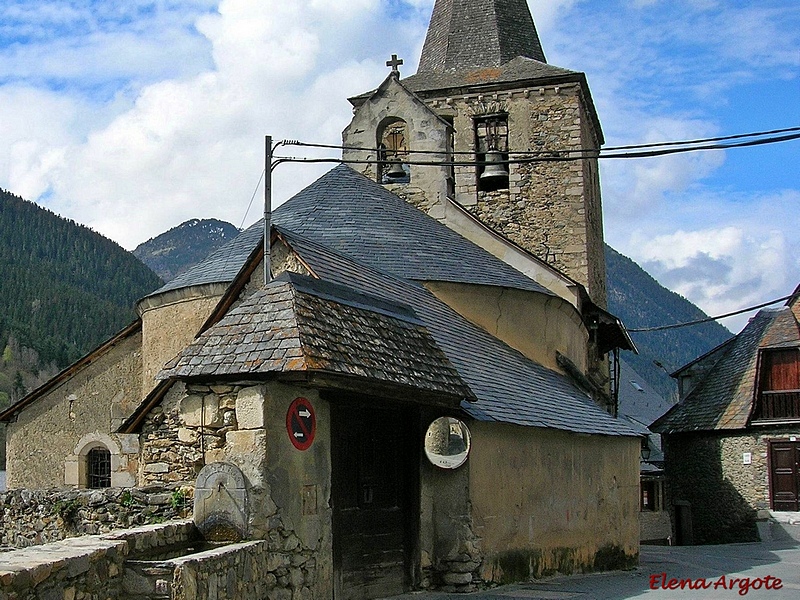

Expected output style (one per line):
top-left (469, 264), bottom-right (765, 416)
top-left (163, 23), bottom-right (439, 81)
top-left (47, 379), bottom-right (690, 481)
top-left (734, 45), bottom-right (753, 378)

top-left (418, 0), bottom-right (547, 74)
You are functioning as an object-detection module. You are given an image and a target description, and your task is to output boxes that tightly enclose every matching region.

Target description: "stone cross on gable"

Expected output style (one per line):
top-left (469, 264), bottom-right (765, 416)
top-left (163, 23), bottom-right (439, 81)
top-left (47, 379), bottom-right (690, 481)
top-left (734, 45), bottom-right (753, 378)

top-left (386, 54), bottom-right (403, 77)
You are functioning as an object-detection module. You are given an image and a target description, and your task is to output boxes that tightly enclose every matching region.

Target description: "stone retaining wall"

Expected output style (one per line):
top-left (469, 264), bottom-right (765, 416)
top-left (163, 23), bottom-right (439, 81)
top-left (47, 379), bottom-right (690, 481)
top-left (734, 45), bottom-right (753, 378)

top-left (0, 485), bottom-right (192, 550)
top-left (0, 521), bottom-right (195, 600)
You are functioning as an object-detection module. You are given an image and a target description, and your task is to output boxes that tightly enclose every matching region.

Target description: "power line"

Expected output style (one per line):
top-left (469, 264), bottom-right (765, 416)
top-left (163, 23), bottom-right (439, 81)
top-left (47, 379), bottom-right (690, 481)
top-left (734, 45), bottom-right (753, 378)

top-left (285, 126), bottom-right (800, 161)
top-left (273, 127), bottom-right (799, 168)
top-left (627, 294), bottom-right (797, 333)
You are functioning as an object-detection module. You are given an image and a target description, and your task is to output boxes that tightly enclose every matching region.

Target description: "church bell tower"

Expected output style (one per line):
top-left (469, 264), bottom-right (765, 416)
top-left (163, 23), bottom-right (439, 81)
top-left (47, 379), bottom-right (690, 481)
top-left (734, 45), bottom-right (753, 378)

top-left (343, 0), bottom-right (608, 309)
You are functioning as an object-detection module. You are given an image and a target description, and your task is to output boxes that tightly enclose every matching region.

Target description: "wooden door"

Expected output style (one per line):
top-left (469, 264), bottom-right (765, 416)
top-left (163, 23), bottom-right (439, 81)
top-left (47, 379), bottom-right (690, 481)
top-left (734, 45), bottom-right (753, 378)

top-left (770, 441), bottom-right (800, 511)
top-left (331, 401), bottom-right (417, 600)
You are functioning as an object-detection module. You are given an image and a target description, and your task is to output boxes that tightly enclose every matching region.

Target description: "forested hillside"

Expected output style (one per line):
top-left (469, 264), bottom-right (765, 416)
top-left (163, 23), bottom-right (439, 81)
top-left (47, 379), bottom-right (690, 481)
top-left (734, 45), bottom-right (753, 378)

top-left (134, 219), bottom-right (240, 282)
top-left (0, 188), bottom-right (163, 412)
top-left (606, 245), bottom-right (733, 400)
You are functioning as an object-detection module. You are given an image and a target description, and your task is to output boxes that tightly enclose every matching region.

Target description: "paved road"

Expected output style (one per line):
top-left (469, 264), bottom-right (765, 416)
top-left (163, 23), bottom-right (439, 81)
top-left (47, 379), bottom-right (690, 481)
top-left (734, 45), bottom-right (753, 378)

top-left (385, 522), bottom-right (800, 600)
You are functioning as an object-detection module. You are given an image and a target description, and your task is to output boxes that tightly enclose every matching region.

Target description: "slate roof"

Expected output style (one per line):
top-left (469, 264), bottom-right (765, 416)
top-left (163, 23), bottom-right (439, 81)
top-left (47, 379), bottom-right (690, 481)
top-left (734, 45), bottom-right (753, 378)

top-left (149, 165), bottom-right (554, 298)
top-left (160, 272), bottom-right (471, 400)
top-left (652, 307), bottom-right (800, 434)
top-left (418, 0), bottom-right (547, 73)
top-left (401, 56), bottom-right (579, 96)
top-left (278, 228), bottom-right (636, 436)
top-left (144, 165), bottom-right (636, 436)
top-left (149, 223), bottom-right (262, 296)
top-left (618, 359), bottom-right (675, 430)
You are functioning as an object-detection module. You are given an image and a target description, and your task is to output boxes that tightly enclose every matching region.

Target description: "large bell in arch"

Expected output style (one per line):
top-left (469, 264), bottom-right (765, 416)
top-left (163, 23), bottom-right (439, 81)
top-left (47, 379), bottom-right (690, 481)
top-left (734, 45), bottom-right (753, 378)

top-left (480, 150), bottom-right (509, 182)
top-left (385, 159), bottom-right (407, 179)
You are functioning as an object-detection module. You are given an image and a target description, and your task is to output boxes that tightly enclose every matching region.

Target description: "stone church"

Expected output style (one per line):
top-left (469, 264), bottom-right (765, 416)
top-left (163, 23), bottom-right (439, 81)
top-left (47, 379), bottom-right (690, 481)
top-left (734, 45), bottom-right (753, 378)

top-left (1, 1), bottom-right (642, 597)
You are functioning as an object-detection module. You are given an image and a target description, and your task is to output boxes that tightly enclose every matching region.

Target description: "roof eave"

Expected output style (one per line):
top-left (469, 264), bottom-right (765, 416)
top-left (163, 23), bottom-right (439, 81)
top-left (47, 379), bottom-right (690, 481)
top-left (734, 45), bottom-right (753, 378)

top-left (1, 320), bottom-right (143, 423)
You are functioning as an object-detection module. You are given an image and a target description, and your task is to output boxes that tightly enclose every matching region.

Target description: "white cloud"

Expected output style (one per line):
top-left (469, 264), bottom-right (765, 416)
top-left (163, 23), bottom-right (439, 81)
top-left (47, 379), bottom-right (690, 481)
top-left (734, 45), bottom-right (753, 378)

top-left (622, 190), bottom-right (800, 332)
top-left (0, 0), bottom-right (429, 248)
top-left (0, 0), bottom-right (797, 337)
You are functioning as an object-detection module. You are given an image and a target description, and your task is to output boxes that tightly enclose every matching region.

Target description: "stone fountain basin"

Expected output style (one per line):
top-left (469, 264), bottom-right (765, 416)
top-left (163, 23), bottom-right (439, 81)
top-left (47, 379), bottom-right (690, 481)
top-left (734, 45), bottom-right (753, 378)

top-left (123, 537), bottom-right (261, 599)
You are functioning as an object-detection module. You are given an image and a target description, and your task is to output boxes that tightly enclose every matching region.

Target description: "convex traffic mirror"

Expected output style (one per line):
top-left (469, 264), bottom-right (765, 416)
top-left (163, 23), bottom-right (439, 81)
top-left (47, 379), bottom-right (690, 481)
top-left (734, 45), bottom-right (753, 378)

top-left (424, 416), bottom-right (471, 469)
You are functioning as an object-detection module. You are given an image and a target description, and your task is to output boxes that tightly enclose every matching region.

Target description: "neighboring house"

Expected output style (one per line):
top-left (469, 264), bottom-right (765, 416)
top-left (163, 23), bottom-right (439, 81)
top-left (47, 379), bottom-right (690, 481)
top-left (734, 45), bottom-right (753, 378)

top-left (652, 291), bottom-right (800, 545)
top-left (617, 359), bottom-right (675, 544)
top-left (1, 0), bottom-right (643, 596)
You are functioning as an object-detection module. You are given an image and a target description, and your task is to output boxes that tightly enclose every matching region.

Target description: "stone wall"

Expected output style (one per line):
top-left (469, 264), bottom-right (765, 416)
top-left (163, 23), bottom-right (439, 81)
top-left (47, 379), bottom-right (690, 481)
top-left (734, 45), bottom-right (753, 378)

top-left (640, 510), bottom-right (671, 544)
top-left (142, 380), bottom-right (333, 599)
top-left (168, 523), bottom-right (320, 600)
top-left (4, 332), bottom-right (144, 490)
top-left (139, 382), bottom-right (239, 487)
top-left (0, 521), bottom-right (195, 600)
top-left (663, 428), bottom-right (800, 545)
top-left (343, 79), bottom-right (608, 308)
top-left (0, 486), bottom-right (191, 550)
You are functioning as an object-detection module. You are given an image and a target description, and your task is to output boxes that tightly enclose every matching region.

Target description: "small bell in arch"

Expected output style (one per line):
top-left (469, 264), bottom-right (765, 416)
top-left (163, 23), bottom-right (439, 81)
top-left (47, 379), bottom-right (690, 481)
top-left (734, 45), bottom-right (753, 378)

top-left (480, 150), bottom-right (509, 182)
top-left (385, 159), bottom-right (407, 179)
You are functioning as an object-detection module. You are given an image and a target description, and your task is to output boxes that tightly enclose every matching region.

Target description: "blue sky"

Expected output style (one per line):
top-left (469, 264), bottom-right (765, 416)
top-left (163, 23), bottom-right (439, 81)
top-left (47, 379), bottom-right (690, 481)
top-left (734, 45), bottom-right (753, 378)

top-left (0, 0), bottom-right (798, 333)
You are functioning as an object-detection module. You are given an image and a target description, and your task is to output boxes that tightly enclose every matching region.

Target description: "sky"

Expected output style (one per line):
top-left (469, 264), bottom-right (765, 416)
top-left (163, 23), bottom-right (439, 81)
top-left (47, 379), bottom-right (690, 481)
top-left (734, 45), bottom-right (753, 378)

top-left (0, 0), bottom-right (798, 334)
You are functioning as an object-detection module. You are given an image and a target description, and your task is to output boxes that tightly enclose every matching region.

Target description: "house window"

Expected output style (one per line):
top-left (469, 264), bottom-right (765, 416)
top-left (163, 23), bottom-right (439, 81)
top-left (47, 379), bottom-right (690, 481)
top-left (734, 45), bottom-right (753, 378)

top-left (754, 348), bottom-right (800, 421)
top-left (87, 447), bottom-right (112, 489)
top-left (641, 479), bottom-right (664, 512)
top-left (475, 114), bottom-right (509, 192)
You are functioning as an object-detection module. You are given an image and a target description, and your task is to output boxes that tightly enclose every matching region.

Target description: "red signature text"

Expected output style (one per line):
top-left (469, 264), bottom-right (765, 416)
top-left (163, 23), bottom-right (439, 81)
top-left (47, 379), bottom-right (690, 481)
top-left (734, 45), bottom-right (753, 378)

top-left (649, 573), bottom-right (783, 596)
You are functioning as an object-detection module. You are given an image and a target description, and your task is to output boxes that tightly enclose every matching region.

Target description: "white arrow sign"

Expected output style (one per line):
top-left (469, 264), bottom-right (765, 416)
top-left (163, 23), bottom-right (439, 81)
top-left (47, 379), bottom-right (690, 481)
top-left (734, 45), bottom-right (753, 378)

top-left (298, 409), bottom-right (311, 418)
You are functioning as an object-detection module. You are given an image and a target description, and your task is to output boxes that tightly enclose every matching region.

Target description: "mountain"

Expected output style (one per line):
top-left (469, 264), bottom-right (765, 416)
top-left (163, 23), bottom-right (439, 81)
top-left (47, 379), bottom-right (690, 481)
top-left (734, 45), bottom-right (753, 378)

top-left (133, 219), bottom-right (240, 282)
top-left (606, 245), bottom-right (733, 401)
top-left (0, 188), bottom-right (164, 413)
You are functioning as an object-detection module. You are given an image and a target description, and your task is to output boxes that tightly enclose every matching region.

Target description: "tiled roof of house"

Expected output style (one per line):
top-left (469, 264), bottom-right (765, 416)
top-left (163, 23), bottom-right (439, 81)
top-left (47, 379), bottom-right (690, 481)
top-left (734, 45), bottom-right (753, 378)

top-left (417, 0), bottom-right (547, 73)
top-left (149, 165), bottom-right (554, 298)
top-left (278, 229), bottom-right (636, 436)
top-left (160, 272), bottom-right (472, 400)
top-left (652, 307), bottom-right (800, 434)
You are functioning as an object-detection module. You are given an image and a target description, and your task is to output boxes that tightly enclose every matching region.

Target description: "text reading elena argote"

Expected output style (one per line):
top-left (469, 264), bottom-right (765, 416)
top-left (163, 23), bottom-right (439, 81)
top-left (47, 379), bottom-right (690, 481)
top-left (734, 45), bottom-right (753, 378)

top-left (650, 573), bottom-right (783, 595)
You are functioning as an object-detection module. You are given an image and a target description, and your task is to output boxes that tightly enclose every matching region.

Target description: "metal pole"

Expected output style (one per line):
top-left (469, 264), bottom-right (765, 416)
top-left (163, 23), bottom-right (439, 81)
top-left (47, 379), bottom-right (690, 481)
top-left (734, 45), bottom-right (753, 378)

top-left (264, 135), bottom-right (272, 287)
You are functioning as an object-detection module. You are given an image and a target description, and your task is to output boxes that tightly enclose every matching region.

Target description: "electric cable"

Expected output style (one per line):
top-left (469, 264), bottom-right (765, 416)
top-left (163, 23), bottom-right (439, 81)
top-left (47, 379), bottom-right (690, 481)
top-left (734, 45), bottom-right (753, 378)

top-left (627, 293), bottom-right (798, 332)
top-left (285, 126), bottom-right (800, 159)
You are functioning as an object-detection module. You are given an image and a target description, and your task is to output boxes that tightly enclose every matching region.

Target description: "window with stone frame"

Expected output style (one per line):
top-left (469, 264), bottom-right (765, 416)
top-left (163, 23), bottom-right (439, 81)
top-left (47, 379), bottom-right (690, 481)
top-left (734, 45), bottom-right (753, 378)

top-left (87, 446), bottom-right (112, 489)
top-left (753, 348), bottom-right (800, 421)
top-left (378, 119), bottom-right (410, 183)
top-left (474, 114), bottom-right (509, 192)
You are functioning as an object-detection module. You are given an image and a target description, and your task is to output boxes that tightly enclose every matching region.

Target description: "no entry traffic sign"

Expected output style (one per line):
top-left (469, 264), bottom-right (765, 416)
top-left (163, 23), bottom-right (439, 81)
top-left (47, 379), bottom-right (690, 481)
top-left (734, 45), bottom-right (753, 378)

top-left (286, 397), bottom-right (316, 450)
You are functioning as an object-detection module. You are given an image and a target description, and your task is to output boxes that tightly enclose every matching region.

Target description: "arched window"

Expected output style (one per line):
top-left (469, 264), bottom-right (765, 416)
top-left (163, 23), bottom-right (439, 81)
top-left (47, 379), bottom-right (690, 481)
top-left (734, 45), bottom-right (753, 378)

top-left (87, 446), bottom-right (111, 489)
top-left (67, 433), bottom-right (138, 489)
top-left (377, 118), bottom-right (410, 183)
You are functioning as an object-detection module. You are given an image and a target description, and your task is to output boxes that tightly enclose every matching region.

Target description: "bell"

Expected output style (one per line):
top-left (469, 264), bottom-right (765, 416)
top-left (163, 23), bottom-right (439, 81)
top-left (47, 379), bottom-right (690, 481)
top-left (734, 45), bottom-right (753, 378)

top-left (480, 150), bottom-right (509, 181)
top-left (385, 160), bottom-right (407, 179)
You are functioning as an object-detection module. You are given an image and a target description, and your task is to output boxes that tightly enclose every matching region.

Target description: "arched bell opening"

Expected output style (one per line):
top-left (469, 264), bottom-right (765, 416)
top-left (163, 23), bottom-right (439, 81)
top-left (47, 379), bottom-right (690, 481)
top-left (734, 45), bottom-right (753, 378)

top-left (475, 114), bottom-right (510, 192)
top-left (377, 118), bottom-right (411, 184)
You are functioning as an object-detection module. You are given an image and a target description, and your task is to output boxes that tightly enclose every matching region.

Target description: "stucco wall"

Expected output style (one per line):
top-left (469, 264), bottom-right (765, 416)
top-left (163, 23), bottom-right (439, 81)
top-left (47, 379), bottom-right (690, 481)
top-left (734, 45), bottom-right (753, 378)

top-left (5, 332), bottom-right (143, 490)
top-left (424, 282), bottom-right (587, 373)
top-left (138, 285), bottom-right (225, 389)
top-left (664, 428), bottom-right (800, 544)
top-left (468, 422), bottom-right (639, 582)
